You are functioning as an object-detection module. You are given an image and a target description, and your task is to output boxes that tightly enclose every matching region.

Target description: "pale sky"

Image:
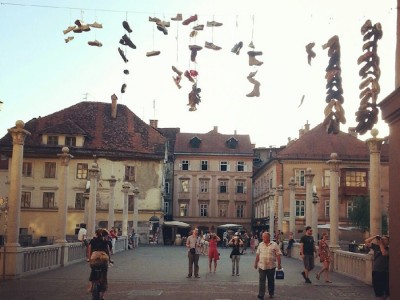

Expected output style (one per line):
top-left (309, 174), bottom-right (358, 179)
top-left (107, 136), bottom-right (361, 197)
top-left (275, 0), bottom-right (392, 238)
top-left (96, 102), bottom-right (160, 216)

top-left (0, 0), bottom-right (396, 147)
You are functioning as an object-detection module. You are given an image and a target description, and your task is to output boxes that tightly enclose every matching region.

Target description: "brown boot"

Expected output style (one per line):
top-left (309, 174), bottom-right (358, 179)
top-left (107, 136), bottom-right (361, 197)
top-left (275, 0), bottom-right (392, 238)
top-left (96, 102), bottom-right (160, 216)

top-left (246, 82), bottom-right (261, 97)
top-left (146, 50), bottom-right (161, 57)
top-left (172, 66), bottom-right (183, 76)
top-left (171, 13), bottom-right (182, 21)
top-left (248, 56), bottom-right (263, 66)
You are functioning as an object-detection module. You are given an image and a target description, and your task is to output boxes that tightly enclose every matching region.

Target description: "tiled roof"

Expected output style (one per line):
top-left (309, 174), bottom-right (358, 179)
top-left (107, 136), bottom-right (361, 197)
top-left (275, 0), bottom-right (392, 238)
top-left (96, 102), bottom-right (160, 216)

top-left (0, 101), bottom-right (166, 157)
top-left (157, 127), bottom-right (180, 154)
top-left (277, 123), bottom-right (389, 161)
top-left (175, 129), bottom-right (253, 155)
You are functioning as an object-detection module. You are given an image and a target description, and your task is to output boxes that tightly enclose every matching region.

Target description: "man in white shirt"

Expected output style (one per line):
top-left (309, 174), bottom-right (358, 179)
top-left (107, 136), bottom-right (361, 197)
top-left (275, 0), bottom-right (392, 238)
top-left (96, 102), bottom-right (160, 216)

top-left (254, 231), bottom-right (282, 299)
top-left (186, 228), bottom-right (201, 278)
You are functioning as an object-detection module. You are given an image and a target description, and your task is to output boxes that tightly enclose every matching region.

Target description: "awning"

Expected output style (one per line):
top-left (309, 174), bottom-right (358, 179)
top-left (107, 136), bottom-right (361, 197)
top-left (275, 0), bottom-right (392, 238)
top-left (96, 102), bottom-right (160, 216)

top-left (163, 221), bottom-right (191, 228)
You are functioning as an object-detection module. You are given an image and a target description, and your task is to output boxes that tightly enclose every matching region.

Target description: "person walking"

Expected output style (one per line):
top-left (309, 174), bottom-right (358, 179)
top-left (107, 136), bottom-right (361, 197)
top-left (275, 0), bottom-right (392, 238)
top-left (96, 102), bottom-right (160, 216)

top-left (365, 234), bottom-right (389, 299)
top-left (186, 228), bottom-right (201, 278)
top-left (300, 226), bottom-right (317, 283)
top-left (315, 232), bottom-right (332, 283)
top-left (229, 232), bottom-right (244, 276)
top-left (254, 231), bottom-right (282, 299)
top-left (208, 233), bottom-right (221, 273)
top-left (286, 232), bottom-right (295, 258)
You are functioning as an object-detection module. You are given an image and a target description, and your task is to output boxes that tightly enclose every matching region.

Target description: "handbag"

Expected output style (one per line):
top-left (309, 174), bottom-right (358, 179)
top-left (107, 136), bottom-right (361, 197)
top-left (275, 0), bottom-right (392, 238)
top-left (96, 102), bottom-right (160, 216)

top-left (275, 268), bottom-right (284, 280)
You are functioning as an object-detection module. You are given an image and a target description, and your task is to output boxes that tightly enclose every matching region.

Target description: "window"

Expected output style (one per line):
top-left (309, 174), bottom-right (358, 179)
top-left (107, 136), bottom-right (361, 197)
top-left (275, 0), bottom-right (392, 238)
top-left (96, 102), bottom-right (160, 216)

top-left (181, 160), bottom-right (189, 170)
top-left (236, 204), bottom-right (244, 218)
top-left (180, 180), bottom-right (189, 192)
top-left (201, 160), bottom-right (208, 171)
top-left (295, 169), bottom-right (306, 187)
top-left (345, 170), bottom-right (367, 187)
top-left (323, 169), bottom-right (330, 188)
top-left (220, 161), bottom-right (228, 171)
top-left (179, 203), bottom-right (188, 217)
top-left (295, 200), bottom-right (305, 217)
top-left (325, 200), bottom-right (330, 217)
top-left (21, 192), bottom-right (31, 208)
top-left (219, 180), bottom-right (228, 193)
top-left (0, 155), bottom-right (8, 170)
top-left (128, 195), bottom-right (134, 211)
top-left (236, 181), bottom-right (246, 193)
top-left (47, 135), bottom-right (59, 145)
top-left (237, 161), bottom-right (245, 172)
top-left (200, 203), bottom-right (208, 217)
top-left (347, 200), bottom-right (355, 217)
top-left (44, 162), bottom-right (56, 178)
top-left (125, 166), bottom-right (135, 181)
top-left (43, 192), bottom-right (55, 208)
top-left (218, 203), bottom-right (228, 217)
top-left (164, 202), bottom-right (170, 214)
top-left (65, 136), bottom-right (76, 147)
top-left (165, 182), bottom-right (170, 195)
top-left (76, 163), bottom-right (88, 179)
top-left (200, 180), bottom-right (209, 193)
top-left (22, 162), bottom-right (32, 177)
top-left (75, 193), bottom-right (85, 209)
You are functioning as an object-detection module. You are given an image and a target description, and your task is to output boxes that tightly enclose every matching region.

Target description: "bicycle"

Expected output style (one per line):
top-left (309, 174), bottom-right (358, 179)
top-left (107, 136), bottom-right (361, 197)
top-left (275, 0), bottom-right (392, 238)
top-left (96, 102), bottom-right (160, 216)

top-left (90, 264), bottom-right (107, 300)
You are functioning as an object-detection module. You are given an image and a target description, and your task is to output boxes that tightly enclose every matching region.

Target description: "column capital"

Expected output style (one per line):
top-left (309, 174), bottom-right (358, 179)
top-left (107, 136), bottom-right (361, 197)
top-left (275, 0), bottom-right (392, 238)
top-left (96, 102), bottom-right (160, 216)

top-left (327, 153), bottom-right (341, 172)
top-left (288, 177), bottom-right (296, 189)
top-left (57, 147), bottom-right (73, 166)
top-left (88, 163), bottom-right (100, 179)
top-left (304, 168), bottom-right (315, 183)
top-left (108, 175), bottom-right (117, 187)
top-left (277, 184), bottom-right (284, 196)
top-left (8, 120), bottom-right (31, 145)
top-left (122, 181), bottom-right (131, 193)
top-left (366, 128), bottom-right (384, 153)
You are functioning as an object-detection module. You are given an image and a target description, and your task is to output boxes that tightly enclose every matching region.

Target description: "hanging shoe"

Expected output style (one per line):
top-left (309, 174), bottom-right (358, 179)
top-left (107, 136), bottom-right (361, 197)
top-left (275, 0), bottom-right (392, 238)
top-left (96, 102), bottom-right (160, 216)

top-left (172, 66), bottom-right (183, 76)
top-left (118, 47), bottom-right (128, 63)
top-left (89, 22), bottom-right (103, 29)
top-left (246, 82), bottom-right (261, 97)
top-left (73, 26), bottom-right (82, 33)
top-left (123, 69), bottom-right (129, 75)
top-left (171, 13), bottom-right (183, 21)
top-left (149, 16), bottom-right (161, 23)
top-left (189, 70), bottom-right (198, 77)
top-left (231, 41), bottom-right (243, 55)
top-left (182, 14), bottom-right (197, 25)
top-left (184, 70), bottom-right (195, 82)
top-left (157, 20), bottom-right (170, 27)
top-left (122, 34), bottom-right (137, 49)
top-left (88, 40), bottom-right (102, 47)
top-left (146, 50), bottom-right (161, 57)
top-left (64, 36), bottom-right (74, 43)
top-left (191, 49), bottom-right (198, 62)
top-left (172, 75), bottom-right (182, 89)
top-left (190, 30), bottom-right (197, 38)
top-left (121, 83), bottom-right (127, 93)
top-left (122, 20), bottom-right (133, 33)
top-left (207, 21), bottom-right (223, 27)
top-left (205, 41), bottom-right (222, 50)
top-left (63, 25), bottom-right (76, 35)
top-left (248, 51), bottom-right (263, 66)
top-left (157, 24), bottom-right (168, 35)
top-left (189, 45), bottom-right (203, 51)
top-left (192, 24), bottom-right (204, 31)
top-left (248, 41), bottom-right (255, 49)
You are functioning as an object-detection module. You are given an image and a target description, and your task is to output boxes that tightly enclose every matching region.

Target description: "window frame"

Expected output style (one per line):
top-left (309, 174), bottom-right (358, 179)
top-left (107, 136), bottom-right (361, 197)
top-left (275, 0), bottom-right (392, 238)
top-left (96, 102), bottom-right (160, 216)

top-left (199, 180), bottom-right (209, 193)
top-left (76, 163), bottom-right (88, 179)
top-left (295, 199), bottom-right (305, 217)
top-left (43, 192), bottom-right (55, 208)
top-left (179, 203), bottom-right (188, 217)
top-left (200, 203), bottom-right (208, 217)
top-left (75, 193), bottom-right (85, 209)
top-left (65, 136), bottom-right (76, 147)
top-left (22, 162), bottom-right (32, 177)
top-left (21, 191), bottom-right (31, 208)
top-left (236, 203), bottom-right (244, 218)
top-left (294, 169), bottom-right (306, 187)
top-left (220, 161), bottom-right (228, 171)
top-left (44, 162), bottom-right (56, 178)
top-left (237, 161), bottom-right (245, 172)
top-left (181, 160), bottom-right (189, 171)
top-left (125, 166), bottom-right (136, 182)
top-left (219, 180), bottom-right (228, 193)
top-left (47, 135), bottom-right (59, 146)
top-left (201, 160), bottom-right (208, 171)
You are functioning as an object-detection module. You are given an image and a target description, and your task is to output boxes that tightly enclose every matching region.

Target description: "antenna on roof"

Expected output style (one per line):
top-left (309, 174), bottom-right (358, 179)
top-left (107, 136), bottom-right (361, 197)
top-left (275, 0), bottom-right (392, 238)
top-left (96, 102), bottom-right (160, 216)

top-left (83, 93), bottom-right (88, 101)
top-left (153, 99), bottom-right (156, 118)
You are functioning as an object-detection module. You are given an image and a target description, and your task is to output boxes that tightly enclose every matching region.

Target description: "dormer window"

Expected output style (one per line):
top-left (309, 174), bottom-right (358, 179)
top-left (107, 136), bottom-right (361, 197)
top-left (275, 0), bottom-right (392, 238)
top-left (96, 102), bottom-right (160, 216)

top-left (189, 136), bottom-right (202, 148)
top-left (226, 137), bottom-right (238, 149)
top-left (65, 136), bottom-right (76, 147)
top-left (47, 135), bottom-right (59, 146)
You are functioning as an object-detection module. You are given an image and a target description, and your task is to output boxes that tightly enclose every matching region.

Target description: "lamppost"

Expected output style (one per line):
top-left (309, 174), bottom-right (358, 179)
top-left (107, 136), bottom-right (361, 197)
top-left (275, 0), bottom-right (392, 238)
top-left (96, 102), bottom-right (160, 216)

top-left (312, 188), bottom-right (319, 242)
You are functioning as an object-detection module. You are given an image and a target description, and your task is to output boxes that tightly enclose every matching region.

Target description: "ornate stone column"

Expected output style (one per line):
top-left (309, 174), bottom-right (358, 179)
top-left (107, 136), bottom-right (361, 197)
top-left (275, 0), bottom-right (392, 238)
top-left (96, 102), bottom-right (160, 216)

top-left (304, 168), bottom-right (315, 227)
top-left (122, 182), bottom-right (130, 236)
top-left (132, 187), bottom-right (140, 242)
top-left (327, 153), bottom-right (341, 248)
top-left (312, 189), bottom-right (319, 242)
top-left (277, 185), bottom-right (284, 232)
top-left (55, 147), bottom-right (73, 243)
top-left (366, 128), bottom-right (384, 237)
top-left (83, 192), bottom-right (89, 225)
top-left (107, 175), bottom-right (117, 229)
top-left (87, 163), bottom-right (99, 238)
top-left (268, 190), bottom-right (275, 236)
top-left (288, 177), bottom-right (297, 238)
top-left (7, 120), bottom-right (30, 246)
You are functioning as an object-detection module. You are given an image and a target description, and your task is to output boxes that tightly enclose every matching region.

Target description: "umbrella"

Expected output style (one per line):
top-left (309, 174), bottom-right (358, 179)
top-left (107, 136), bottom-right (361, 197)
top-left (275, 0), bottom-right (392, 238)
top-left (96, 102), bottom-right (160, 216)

top-left (163, 221), bottom-right (191, 228)
top-left (317, 224), bottom-right (353, 231)
top-left (217, 223), bottom-right (243, 229)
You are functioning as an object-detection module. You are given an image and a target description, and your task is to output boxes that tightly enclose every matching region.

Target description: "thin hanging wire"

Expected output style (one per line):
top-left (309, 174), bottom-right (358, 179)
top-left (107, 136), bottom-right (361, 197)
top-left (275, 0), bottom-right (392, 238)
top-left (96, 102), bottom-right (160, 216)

top-left (250, 14), bottom-right (255, 42)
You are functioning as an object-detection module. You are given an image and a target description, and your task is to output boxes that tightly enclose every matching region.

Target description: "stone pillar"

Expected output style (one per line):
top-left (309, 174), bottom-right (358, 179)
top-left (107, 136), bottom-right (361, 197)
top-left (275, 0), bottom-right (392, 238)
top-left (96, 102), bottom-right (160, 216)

top-left (108, 175), bottom-right (117, 229)
top-left (312, 189), bottom-right (319, 242)
top-left (304, 168), bottom-right (315, 227)
top-left (327, 153), bottom-right (341, 248)
top-left (268, 190), bottom-right (275, 236)
top-left (379, 85), bottom-right (400, 299)
top-left (83, 192), bottom-right (89, 225)
top-left (55, 147), bottom-right (73, 243)
top-left (122, 182), bottom-right (130, 237)
top-left (133, 187), bottom-right (140, 240)
top-left (7, 120), bottom-right (30, 246)
top-left (366, 129), bottom-right (384, 237)
top-left (277, 185), bottom-right (284, 232)
top-left (288, 177), bottom-right (297, 238)
top-left (87, 163), bottom-right (99, 238)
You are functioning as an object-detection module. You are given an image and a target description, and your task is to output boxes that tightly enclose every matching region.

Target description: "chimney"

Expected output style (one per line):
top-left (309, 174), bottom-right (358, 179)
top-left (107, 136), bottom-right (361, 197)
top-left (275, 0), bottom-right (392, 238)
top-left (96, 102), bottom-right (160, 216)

top-left (234, 130), bottom-right (237, 135)
top-left (348, 127), bottom-right (358, 137)
top-left (304, 120), bottom-right (310, 132)
top-left (213, 126), bottom-right (218, 133)
top-left (111, 94), bottom-right (118, 119)
top-left (299, 128), bottom-right (305, 138)
top-left (150, 119), bottom-right (158, 128)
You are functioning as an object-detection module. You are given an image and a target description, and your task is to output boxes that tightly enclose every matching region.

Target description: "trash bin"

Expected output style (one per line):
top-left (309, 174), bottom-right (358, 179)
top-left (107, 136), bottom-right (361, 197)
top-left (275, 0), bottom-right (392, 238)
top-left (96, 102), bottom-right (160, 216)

top-left (348, 243), bottom-right (357, 252)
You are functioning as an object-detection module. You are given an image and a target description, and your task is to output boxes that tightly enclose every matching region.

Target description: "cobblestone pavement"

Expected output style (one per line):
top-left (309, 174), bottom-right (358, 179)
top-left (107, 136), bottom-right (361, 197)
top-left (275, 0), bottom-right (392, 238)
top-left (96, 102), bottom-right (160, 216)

top-left (0, 245), bottom-right (376, 300)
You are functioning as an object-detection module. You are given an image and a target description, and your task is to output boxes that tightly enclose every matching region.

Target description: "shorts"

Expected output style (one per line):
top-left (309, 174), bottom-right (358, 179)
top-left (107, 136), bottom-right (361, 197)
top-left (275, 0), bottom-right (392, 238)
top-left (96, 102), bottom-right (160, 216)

top-left (303, 255), bottom-right (315, 271)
